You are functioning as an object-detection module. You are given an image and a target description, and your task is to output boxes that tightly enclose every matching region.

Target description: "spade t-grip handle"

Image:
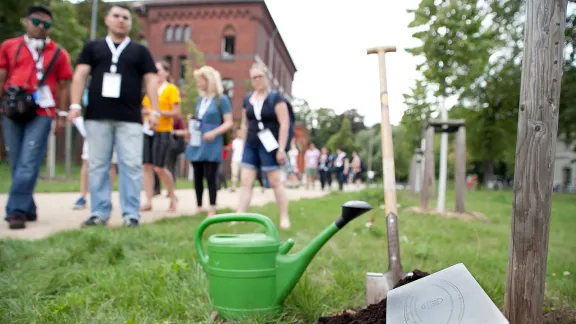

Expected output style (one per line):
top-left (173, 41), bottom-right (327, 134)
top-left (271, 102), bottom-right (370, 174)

top-left (194, 213), bottom-right (280, 267)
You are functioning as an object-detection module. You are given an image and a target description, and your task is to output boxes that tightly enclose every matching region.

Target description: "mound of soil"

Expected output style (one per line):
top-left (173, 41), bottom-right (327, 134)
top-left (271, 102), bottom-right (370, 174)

top-left (317, 270), bottom-right (430, 324)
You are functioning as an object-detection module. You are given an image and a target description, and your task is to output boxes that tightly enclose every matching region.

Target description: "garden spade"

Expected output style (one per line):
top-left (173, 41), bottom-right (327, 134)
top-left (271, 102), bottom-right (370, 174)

top-left (365, 46), bottom-right (405, 305)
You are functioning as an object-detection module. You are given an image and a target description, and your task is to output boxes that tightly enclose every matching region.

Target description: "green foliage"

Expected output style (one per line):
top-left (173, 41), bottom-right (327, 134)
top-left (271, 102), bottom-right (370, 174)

top-left (326, 118), bottom-right (359, 154)
top-left (180, 39), bottom-right (206, 117)
top-left (0, 0), bottom-right (141, 63)
top-left (48, 0), bottom-right (87, 61)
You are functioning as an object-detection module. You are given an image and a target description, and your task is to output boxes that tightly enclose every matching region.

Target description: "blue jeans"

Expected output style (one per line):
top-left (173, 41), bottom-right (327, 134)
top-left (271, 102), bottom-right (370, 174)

top-left (85, 120), bottom-right (143, 222)
top-left (2, 115), bottom-right (53, 220)
top-left (241, 142), bottom-right (280, 172)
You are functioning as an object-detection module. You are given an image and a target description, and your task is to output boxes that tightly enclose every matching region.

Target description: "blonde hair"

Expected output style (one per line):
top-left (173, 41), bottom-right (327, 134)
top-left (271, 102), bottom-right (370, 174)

top-left (193, 65), bottom-right (224, 96)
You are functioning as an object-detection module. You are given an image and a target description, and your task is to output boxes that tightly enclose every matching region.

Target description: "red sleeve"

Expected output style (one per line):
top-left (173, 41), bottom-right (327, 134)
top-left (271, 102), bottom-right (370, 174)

top-left (56, 48), bottom-right (73, 80)
top-left (0, 40), bottom-right (10, 70)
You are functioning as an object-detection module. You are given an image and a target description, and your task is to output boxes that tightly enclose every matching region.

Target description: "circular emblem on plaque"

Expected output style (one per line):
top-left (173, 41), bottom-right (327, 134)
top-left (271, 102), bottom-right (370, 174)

top-left (402, 279), bottom-right (465, 324)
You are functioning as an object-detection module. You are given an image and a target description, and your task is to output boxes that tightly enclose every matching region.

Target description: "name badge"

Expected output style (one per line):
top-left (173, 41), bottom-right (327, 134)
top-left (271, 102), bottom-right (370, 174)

top-left (34, 85), bottom-right (55, 108)
top-left (188, 119), bottom-right (202, 147)
top-left (102, 73), bottom-right (122, 98)
top-left (257, 128), bottom-right (279, 152)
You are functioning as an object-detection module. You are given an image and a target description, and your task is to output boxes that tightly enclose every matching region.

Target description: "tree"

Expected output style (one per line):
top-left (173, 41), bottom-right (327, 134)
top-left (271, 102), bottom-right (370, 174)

top-left (49, 0), bottom-right (87, 61)
top-left (404, 0), bottom-right (528, 185)
top-left (0, 0), bottom-right (49, 41)
top-left (180, 39), bottom-right (206, 116)
top-left (326, 118), bottom-right (359, 154)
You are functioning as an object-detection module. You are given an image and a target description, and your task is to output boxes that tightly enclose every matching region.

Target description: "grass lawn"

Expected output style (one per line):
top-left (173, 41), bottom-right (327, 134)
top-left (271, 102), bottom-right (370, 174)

top-left (0, 188), bottom-right (574, 323)
top-left (0, 162), bottom-right (196, 194)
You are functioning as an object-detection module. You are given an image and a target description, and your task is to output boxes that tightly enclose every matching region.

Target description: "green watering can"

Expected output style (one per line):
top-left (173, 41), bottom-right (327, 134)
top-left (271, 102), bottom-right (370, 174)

top-left (194, 200), bottom-right (373, 321)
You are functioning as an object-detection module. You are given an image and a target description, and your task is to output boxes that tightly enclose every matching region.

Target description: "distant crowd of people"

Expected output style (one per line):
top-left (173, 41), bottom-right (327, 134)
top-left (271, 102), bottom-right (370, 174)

top-left (1, 4), bottom-right (296, 230)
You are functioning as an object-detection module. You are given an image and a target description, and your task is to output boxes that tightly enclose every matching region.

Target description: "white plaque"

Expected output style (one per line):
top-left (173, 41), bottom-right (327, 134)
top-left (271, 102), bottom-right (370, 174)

top-left (386, 263), bottom-right (509, 324)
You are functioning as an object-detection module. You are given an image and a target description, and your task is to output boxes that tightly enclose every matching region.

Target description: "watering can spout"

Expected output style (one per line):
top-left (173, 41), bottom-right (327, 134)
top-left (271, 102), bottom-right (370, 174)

top-left (275, 200), bottom-right (373, 304)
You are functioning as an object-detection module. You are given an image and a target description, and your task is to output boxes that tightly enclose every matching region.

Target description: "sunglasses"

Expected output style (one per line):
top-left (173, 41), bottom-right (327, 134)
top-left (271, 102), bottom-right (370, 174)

top-left (30, 17), bottom-right (51, 29)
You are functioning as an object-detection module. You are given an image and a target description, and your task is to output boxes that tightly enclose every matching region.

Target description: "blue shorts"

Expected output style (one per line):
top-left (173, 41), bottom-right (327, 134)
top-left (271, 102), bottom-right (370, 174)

top-left (241, 143), bottom-right (280, 172)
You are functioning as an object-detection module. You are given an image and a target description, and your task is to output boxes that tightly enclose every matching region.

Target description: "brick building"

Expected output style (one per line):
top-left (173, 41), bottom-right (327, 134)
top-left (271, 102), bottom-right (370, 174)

top-left (132, 0), bottom-right (297, 120)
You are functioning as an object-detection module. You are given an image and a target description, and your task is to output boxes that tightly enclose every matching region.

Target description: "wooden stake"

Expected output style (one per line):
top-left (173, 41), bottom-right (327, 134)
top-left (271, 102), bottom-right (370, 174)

top-left (420, 126), bottom-right (434, 209)
top-left (504, 0), bottom-right (567, 323)
top-left (454, 125), bottom-right (466, 213)
top-left (408, 153), bottom-right (417, 197)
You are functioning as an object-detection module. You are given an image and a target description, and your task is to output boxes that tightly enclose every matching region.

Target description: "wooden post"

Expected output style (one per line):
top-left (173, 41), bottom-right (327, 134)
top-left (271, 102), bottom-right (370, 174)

top-left (65, 121), bottom-right (72, 179)
top-left (504, 0), bottom-right (567, 323)
top-left (420, 125), bottom-right (434, 209)
top-left (454, 125), bottom-right (466, 213)
top-left (47, 120), bottom-right (56, 179)
top-left (408, 153), bottom-right (417, 197)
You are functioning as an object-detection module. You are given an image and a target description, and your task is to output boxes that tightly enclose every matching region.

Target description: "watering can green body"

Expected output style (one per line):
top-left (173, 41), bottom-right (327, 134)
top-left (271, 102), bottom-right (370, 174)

top-left (194, 200), bottom-right (373, 321)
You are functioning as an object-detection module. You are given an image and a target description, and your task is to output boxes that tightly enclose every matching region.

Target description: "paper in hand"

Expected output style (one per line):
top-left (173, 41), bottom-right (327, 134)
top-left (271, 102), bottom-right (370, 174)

top-left (72, 117), bottom-right (87, 138)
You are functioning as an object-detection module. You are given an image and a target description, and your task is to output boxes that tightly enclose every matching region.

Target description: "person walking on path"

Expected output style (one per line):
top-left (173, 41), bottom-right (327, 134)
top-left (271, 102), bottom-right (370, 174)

top-left (236, 63), bottom-right (294, 229)
top-left (184, 66), bottom-right (233, 217)
top-left (334, 147), bottom-right (349, 191)
top-left (229, 129), bottom-right (243, 192)
top-left (1, 5), bottom-right (73, 230)
top-left (68, 4), bottom-right (159, 228)
top-left (304, 143), bottom-right (320, 190)
top-left (216, 142), bottom-right (230, 191)
top-left (140, 60), bottom-right (180, 213)
top-left (351, 151), bottom-right (363, 188)
top-left (318, 146), bottom-right (333, 191)
top-left (167, 115), bottom-right (187, 186)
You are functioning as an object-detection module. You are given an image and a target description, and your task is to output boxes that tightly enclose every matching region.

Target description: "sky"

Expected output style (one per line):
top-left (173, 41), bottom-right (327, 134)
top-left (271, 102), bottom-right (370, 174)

top-left (264, 0), bottom-right (424, 126)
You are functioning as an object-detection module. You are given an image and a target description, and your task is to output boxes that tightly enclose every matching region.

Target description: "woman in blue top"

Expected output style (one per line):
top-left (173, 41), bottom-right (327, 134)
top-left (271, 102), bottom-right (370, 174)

top-left (236, 63), bottom-right (292, 229)
top-left (184, 66), bottom-right (233, 217)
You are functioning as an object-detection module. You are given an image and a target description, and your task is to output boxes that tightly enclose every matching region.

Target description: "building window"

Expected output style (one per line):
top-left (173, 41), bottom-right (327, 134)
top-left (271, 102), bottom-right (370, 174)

top-left (164, 25), bottom-right (173, 42)
top-left (221, 25), bottom-right (236, 59)
top-left (174, 25), bottom-right (182, 42)
top-left (222, 79), bottom-right (235, 98)
top-left (183, 25), bottom-right (191, 40)
top-left (179, 55), bottom-right (187, 83)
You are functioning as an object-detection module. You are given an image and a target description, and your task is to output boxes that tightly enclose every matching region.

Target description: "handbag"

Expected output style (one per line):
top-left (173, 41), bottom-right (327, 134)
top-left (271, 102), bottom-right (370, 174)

top-left (1, 40), bottom-right (61, 124)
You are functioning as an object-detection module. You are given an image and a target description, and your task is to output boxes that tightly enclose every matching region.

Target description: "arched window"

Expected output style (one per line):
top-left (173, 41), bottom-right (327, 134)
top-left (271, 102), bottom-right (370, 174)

top-left (174, 25), bottom-right (182, 42)
top-left (183, 25), bottom-right (191, 40)
top-left (221, 25), bottom-right (236, 59)
top-left (164, 25), bottom-right (173, 42)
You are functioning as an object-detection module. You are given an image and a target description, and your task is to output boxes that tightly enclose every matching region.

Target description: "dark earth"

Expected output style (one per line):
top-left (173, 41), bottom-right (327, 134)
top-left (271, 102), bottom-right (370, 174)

top-left (317, 270), bottom-right (576, 324)
top-left (317, 270), bottom-right (430, 324)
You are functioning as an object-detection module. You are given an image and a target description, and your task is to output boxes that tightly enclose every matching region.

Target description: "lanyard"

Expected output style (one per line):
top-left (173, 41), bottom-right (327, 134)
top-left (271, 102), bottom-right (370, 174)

top-left (252, 91), bottom-right (269, 130)
top-left (198, 95), bottom-right (213, 120)
top-left (105, 36), bottom-right (131, 73)
top-left (158, 82), bottom-right (167, 96)
top-left (23, 35), bottom-right (45, 80)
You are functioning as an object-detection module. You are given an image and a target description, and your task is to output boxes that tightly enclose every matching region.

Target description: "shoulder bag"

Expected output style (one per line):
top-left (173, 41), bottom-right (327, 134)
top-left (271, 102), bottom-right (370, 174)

top-left (1, 41), bottom-right (61, 123)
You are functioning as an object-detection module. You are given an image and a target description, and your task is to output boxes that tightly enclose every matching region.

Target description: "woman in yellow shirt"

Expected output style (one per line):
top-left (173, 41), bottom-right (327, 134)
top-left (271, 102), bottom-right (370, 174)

top-left (141, 61), bottom-right (181, 212)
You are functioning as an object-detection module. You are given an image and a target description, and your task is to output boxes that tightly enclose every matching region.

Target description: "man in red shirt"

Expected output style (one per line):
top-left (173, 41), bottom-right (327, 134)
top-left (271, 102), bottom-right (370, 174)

top-left (0, 5), bottom-right (73, 230)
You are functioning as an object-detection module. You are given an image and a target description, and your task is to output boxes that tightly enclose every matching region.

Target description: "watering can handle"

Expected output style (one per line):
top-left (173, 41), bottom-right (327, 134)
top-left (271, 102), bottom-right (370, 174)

top-left (194, 213), bottom-right (280, 267)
